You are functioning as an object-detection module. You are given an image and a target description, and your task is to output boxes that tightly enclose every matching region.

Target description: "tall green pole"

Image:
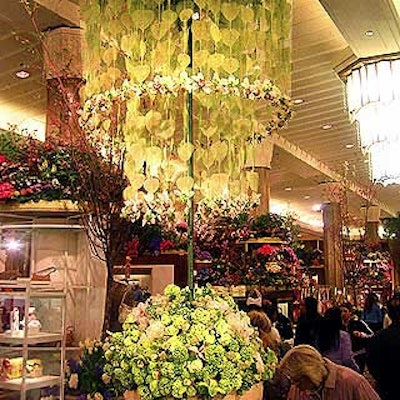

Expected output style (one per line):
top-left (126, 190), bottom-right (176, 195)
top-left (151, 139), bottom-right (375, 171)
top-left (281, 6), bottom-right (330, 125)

top-left (187, 16), bottom-right (194, 292)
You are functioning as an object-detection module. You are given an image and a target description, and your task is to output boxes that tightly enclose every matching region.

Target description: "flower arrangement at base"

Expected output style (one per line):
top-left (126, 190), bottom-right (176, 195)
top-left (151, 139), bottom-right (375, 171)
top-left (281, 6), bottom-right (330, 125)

top-left (65, 339), bottom-right (113, 400)
top-left (103, 285), bottom-right (277, 400)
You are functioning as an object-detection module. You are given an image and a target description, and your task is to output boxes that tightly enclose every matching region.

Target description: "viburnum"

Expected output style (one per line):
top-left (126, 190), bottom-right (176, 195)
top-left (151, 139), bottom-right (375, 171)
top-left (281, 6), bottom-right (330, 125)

top-left (103, 285), bottom-right (277, 400)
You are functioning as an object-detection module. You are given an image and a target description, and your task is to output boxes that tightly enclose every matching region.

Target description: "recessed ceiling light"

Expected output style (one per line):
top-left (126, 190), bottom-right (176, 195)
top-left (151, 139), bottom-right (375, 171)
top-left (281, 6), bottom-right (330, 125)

top-left (312, 204), bottom-right (322, 212)
top-left (284, 187), bottom-right (292, 191)
top-left (321, 124), bottom-right (332, 130)
top-left (304, 195), bottom-right (311, 200)
top-left (15, 70), bottom-right (30, 79)
top-left (345, 144), bottom-right (354, 149)
top-left (294, 98), bottom-right (304, 105)
top-left (365, 30), bottom-right (374, 37)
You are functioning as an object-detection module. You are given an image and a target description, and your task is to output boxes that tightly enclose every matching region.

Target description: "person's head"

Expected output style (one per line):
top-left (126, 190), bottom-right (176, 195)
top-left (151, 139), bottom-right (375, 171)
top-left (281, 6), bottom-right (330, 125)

top-left (301, 296), bottom-right (319, 318)
top-left (278, 345), bottom-right (328, 392)
top-left (246, 289), bottom-right (262, 309)
top-left (248, 309), bottom-right (272, 334)
top-left (264, 304), bottom-right (279, 322)
top-left (364, 292), bottom-right (379, 310)
top-left (387, 293), bottom-right (400, 323)
top-left (340, 304), bottom-right (352, 325)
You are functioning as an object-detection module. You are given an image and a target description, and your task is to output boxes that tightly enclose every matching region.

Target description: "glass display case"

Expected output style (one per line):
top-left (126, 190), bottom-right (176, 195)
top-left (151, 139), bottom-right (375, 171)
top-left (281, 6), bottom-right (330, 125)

top-left (0, 279), bottom-right (66, 400)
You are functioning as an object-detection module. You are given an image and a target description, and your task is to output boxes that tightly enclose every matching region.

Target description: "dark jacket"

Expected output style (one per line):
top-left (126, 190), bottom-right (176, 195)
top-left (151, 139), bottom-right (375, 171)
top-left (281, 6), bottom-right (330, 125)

top-left (367, 322), bottom-right (400, 400)
top-left (294, 314), bottom-right (323, 347)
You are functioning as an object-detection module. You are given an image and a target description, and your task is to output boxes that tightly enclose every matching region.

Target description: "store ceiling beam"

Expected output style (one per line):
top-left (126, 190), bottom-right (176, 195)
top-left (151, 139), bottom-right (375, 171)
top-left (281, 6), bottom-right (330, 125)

top-left (270, 132), bottom-right (397, 216)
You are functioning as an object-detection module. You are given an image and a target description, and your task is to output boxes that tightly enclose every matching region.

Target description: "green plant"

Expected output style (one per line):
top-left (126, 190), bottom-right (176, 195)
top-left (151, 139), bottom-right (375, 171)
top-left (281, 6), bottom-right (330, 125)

top-left (103, 285), bottom-right (277, 399)
top-left (382, 215), bottom-right (400, 239)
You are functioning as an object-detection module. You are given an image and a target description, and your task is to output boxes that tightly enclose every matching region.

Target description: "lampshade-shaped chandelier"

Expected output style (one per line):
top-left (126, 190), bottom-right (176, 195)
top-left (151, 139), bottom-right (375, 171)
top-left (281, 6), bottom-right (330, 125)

top-left (345, 55), bottom-right (400, 183)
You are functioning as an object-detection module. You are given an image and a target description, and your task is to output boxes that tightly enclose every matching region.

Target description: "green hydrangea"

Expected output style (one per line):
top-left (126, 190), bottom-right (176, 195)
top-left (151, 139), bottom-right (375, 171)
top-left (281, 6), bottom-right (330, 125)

top-left (104, 285), bottom-right (277, 399)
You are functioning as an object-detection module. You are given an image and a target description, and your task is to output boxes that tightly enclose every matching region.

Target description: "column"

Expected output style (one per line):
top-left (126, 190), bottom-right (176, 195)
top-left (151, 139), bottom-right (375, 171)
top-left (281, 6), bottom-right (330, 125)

top-left (42, 27), bottom-right (83, 137)
top-left (246, 139), bottom-right (274, 214)
top-left (362, 205), bottom-right (380, 243)
top-left (321, 182), bottom-right (345, 289)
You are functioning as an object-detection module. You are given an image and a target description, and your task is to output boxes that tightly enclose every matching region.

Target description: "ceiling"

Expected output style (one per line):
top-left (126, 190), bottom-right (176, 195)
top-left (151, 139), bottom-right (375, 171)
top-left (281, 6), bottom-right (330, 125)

top-left (0, 0), bottom-right (400, 237)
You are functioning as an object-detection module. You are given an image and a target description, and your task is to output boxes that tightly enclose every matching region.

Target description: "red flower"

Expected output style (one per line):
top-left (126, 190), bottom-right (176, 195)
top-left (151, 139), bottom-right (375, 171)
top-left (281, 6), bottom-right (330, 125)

top-left (256, 244), bottom-right (276, 257)
top-left (126, 238), bottom-right (139, 259)
top-left (160, 239), bottom-right (175, 252)
top-left (0, 182), bottom-right (15, 199)
top-left (0, 154), bottom-right (7, 164)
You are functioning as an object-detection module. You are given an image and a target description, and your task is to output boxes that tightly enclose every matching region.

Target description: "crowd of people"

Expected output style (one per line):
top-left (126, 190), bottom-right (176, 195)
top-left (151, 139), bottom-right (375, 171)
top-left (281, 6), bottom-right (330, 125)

top-left (245, 289), bottom-right (399, 400)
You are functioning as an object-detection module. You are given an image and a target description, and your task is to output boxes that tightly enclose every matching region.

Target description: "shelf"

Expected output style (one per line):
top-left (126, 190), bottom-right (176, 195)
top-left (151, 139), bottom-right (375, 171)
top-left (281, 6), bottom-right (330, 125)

top-left (0, 375), bottom-right (60, 390)
top-left (238, 237), bottom-right (287, 245)
top-left (0, 332), bottom-right (62, 345)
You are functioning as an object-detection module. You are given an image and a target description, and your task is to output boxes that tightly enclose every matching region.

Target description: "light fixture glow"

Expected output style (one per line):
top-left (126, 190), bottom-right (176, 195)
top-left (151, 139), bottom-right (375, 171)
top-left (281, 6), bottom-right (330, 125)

top-left (345, 144), bottom-right (354, 149)
top-left (364, 30), bottom-right (374, 37)
top-left (312, 204), bottom-right (322, 212)
top-left (321, 124), bottom-right (332, 130)
top-left (284, 187), bottom-right (292, 191)
top-left (344, 56), bottom-right (400, 183)
top-left (294, 98), bottom-right (304, 104)
top-left (15, 70), bottom-right (30, 79)
top-left (5, 239), bottom-right (22, 251)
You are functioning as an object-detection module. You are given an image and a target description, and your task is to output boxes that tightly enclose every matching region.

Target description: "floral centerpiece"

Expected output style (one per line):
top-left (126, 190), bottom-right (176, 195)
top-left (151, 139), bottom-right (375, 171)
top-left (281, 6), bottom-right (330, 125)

top-left (103, 285), bottom-right (277, 400)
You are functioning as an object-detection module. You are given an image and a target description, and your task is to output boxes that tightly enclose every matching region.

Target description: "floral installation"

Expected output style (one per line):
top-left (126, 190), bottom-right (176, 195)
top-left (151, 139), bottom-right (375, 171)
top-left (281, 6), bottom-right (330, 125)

top-left (65, 339), bottom-right (113, 400)
top-left (0, 128), bottom-right (78, 203)
top-left (103, 285), bottom-right (277, 400)
top-left (244, 245), bottom-right (301, 288)
top-left (81, 72), bottom-right (293, 142)
top-left (343, 242), bottom-right (392, 292)
top-left (295, 246), bottom-right (324, 267)
top-left (249, 213), bottom-right (296, 242)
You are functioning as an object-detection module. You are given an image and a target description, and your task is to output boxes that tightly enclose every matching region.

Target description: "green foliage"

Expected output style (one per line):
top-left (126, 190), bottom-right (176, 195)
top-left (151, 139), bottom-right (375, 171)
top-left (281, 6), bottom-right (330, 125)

top-left (104, 285), bottom-right (277, 398)
top-left (382, 215), bottom-right (400, 239)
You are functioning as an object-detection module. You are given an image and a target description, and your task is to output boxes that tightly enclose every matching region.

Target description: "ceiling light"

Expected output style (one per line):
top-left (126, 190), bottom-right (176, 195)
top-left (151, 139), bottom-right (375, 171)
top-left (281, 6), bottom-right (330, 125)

top-left (345, 144), bottom-right (354, 149)
top-left (294, 98), bottom-right (304, 104)
top-left (321, 124), bottom-right (332, 130)
top-left (344, 56), bottom-right (400, 183)
top-left (15, 70), bottom-right (30, 79)
top-left (312, 204), bottom-right (322, 212)
top-left (304, 195), bottom-right (311, 200)
top-left (364, 30), bottom-right (374, 37)
top-left (284, 187), bottom-right (292, 191)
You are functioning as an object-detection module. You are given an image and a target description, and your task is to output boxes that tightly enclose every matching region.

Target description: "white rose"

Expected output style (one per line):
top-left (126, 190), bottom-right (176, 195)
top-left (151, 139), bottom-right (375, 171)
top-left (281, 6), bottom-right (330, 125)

top-left (68, 373), bottom-right (79, 389)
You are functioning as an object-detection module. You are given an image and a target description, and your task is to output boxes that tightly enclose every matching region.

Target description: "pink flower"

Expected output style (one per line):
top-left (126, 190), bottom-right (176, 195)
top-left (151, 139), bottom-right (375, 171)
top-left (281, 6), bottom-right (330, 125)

top-left (0, 182), bottom-right (15, 199)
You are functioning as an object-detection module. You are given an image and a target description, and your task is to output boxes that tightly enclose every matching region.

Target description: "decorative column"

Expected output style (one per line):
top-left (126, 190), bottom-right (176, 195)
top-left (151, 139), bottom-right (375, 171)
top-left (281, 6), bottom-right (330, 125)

top-left (321, 182), bottom-right (344, 289)
top-left (362, 205), bottom-right (380, 243)
top-left (42, 27), bottom-right (83, 137)
top-left (246, 139), bottom-right (274, 214)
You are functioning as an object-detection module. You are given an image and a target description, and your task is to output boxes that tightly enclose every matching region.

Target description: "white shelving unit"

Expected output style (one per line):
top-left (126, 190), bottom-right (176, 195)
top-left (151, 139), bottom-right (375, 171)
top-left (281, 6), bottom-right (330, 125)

top-left (0, 280), bottom-right (66, 400)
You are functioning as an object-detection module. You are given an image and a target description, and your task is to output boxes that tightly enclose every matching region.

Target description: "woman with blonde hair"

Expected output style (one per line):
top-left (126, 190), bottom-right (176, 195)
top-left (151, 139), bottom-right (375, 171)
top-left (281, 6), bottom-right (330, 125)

top-left (278, 345), bottom-right (380, 399)
top-left (248, 309), bottom-right (281, 354)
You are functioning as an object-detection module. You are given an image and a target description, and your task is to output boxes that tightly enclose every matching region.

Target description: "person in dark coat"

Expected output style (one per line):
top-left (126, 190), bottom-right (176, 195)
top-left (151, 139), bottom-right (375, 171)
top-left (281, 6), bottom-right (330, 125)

top-left (294, 296), bottom-right (322, 347)
top-left (341, 303), bottom-right (373, 373)
top-left (367, 293), bottom-right (400, 400)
